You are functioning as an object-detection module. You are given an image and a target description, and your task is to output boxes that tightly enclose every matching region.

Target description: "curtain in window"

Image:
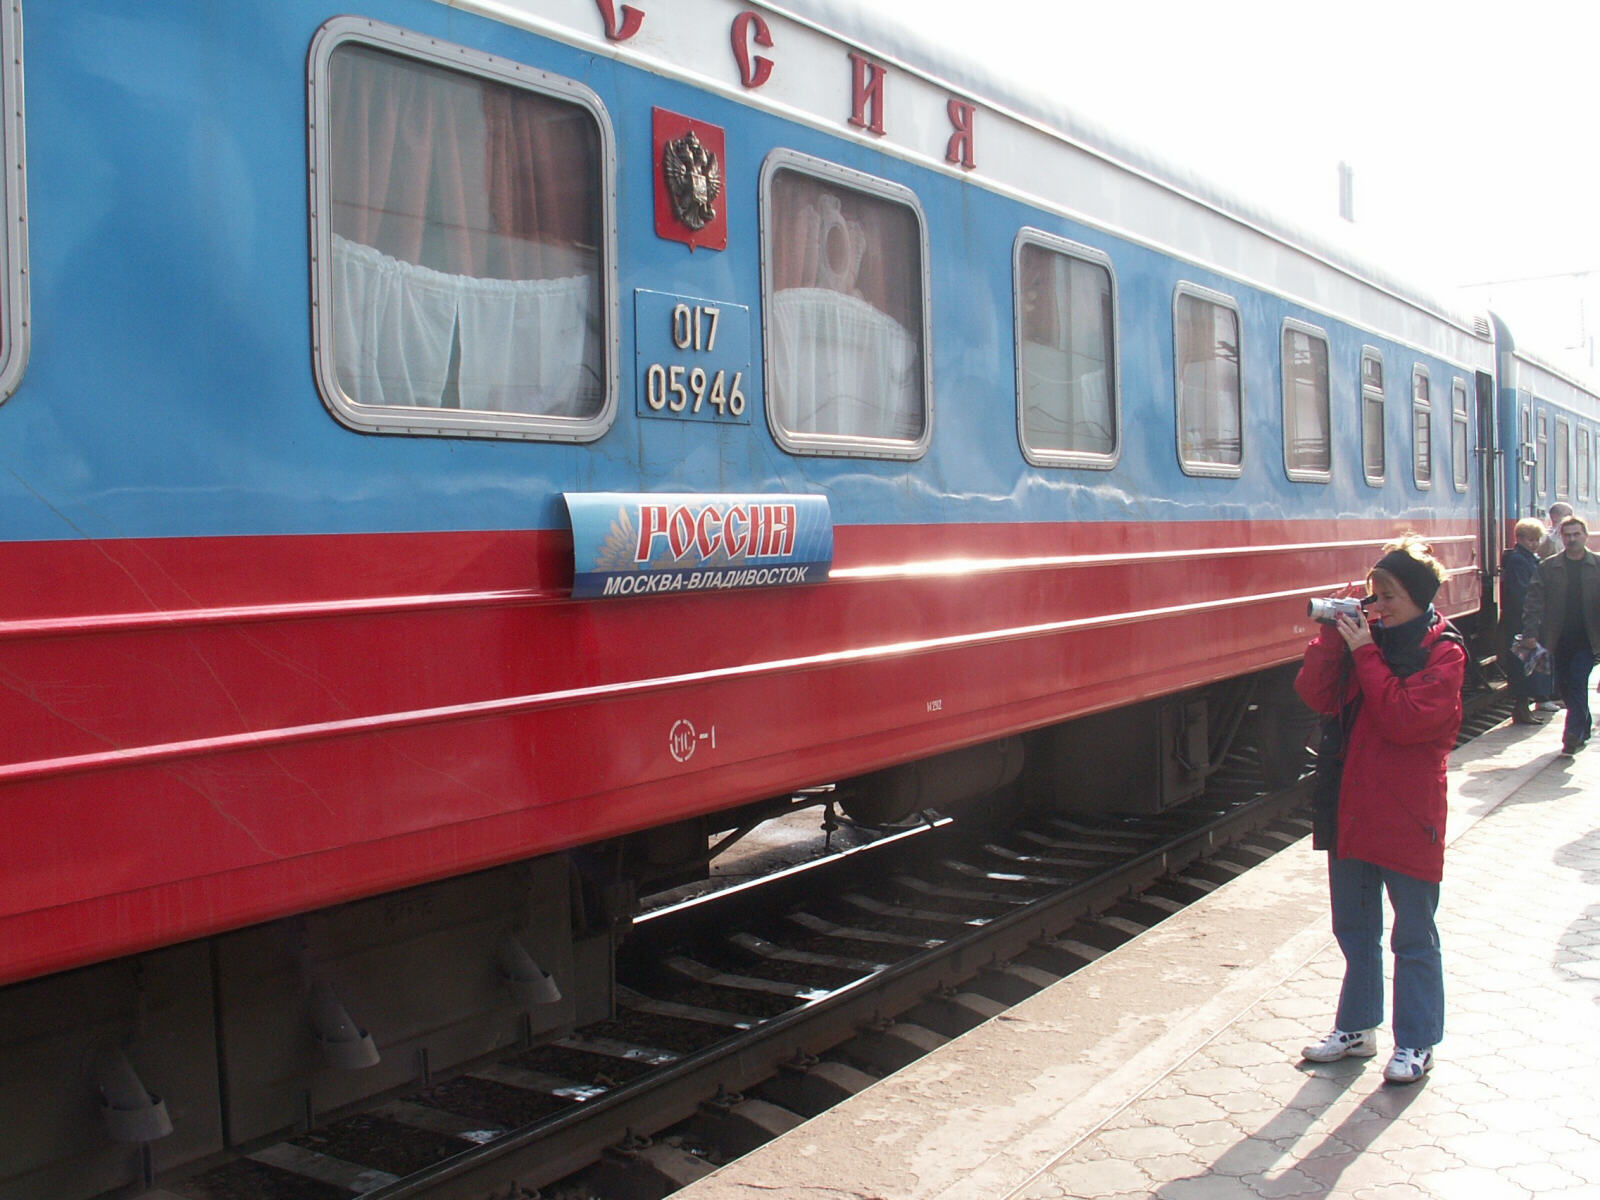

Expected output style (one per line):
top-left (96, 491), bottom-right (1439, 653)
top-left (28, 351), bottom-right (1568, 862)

top-left (1283, 329), bottom-right (1330, 473)
top-left (767, 171), bottom-right (924, 441)
top-left (1176, 295), bottom-right (1241, 466)
top-left (769, 288), bottom-right (920, 438)
top-left (328, 44), bottom-right (603, 416)
top-left (1019, 245), bottom-right (1114, 456)
top-left (332, 235), bottom-right (595, 412)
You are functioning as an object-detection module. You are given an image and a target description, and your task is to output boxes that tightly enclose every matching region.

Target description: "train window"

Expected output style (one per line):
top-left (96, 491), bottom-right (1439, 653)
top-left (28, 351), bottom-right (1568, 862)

top-left (1173, 284), bottom-right (1243, 477)
top-left (1361, 348), bottom-right (1384, 485)
top-left (1450, 378), bottom-right (1469, 493)
top-left (1556, 417), bottom-right (1571, 498)
top-left (308, 20), bottom-right (617, 440)
top-left (1281, 320), bottom-right (1330, 482)
top-left (0, 0), bottom-right (26, 403)
top-left (760, 151), bottom-right (930, 457)
top-left (1411, 366), bottom-right (1431, 489)
top-left (1013, 231), bottom-right (1118, 468)
top-left (1581, 429), bottom-right (1593, 500)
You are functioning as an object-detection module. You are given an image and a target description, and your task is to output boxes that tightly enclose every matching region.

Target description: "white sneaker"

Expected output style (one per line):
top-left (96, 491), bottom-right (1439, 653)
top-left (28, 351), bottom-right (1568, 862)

top-left (1383, 1046), bottom-right (1433, 1083)
top-left (1301, 1029), bottom-right (1378, 1062)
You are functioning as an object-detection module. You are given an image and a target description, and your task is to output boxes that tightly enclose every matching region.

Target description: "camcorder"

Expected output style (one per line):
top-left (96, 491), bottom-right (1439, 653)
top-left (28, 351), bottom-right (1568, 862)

top-left (1307, 595), bottom-right (1375, 625)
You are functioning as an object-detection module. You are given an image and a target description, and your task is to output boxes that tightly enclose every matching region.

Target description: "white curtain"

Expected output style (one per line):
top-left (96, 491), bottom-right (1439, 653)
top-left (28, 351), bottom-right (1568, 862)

top-left (1023, 343), bottom-right (1112, 454)
top-left (769, 286), bottom-right (921, 440)
top-left (332, 233), bottom-right (596, 414)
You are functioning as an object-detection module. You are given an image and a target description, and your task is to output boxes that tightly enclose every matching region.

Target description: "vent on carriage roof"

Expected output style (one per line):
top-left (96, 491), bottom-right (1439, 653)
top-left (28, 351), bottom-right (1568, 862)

top-left (1474, 316), bottom-right (1492, 339)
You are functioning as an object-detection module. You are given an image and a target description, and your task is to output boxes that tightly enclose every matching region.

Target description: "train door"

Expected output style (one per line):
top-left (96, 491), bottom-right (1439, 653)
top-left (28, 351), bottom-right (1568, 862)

top-left (1529, 406), bottom-right (1542, 508)
top-left (1512, 400), bottom-right (1529, 519)
top-left (1475, 370), bottom-right (1498, 575)
top-left (1581, 426), bottom-right (1594, 512)
top-left (1518, 400), bottom-right (1534, 514)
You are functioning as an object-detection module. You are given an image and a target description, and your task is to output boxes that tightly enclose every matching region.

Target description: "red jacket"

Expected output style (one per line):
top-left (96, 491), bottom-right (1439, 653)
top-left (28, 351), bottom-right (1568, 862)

top-left (1294, 613), bottom-right (1465, 882)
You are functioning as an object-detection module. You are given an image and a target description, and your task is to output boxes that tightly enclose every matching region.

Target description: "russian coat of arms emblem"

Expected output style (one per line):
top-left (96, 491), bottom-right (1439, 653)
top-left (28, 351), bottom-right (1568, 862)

top-left (661, 130), bottom-right (722, 232)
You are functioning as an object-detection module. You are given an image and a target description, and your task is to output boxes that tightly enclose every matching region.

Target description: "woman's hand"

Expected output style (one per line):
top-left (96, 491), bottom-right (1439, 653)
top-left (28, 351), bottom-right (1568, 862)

top-left (1335, 608), bottom-right (1373, 652)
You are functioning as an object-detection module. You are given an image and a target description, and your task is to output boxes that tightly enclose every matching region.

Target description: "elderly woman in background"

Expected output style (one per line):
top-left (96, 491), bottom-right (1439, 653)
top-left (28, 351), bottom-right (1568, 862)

top-left (1537, 502), bottom-right (1573, 559)
top-left (1501, 517), bottom-right (1552, 725)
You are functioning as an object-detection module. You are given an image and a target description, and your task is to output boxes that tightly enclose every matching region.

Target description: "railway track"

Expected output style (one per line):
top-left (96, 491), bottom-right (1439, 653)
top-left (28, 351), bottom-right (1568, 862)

top-left (143, 693), bottom-right (1510, 1200)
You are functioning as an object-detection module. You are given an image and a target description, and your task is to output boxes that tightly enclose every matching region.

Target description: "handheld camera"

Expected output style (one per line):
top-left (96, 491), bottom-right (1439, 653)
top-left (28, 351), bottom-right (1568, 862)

top-left (1307, 595), bottom-right (1374, 625)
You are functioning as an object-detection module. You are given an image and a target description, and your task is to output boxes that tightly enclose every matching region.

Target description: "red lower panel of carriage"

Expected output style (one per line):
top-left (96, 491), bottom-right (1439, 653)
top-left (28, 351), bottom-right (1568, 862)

top-left (0, 519), bottom-right (1479, 984)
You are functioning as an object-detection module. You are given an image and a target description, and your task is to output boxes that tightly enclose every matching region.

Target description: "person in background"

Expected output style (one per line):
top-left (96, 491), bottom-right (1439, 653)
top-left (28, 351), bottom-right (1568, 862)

top-left (1520, 515), bottom-right (1600, 755)
top-left (1533, 504), bottom-right (1573, 712)
top-left (1294, 535), bottom-right (1465, 1085)
top-left (1500, 518), bottom-right (1551, 725)
top-left (1537, 502), bottom-right (1573, 559)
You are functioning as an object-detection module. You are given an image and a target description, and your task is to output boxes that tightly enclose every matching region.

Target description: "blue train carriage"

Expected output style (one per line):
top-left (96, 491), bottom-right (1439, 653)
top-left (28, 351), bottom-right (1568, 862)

top-left (0, 2), bottom-right (1506, 1197)
top-left (756, 0), bottom-right (1498, 648)
top-left (1491, 315), bottom-right (1600, 534)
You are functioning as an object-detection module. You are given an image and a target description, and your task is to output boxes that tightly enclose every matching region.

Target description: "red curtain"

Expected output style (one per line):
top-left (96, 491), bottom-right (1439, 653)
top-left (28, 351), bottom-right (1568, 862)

top-left (329, 44), bottom-right (597, 280)
top-left (769, 170), bottom-right (921, 329)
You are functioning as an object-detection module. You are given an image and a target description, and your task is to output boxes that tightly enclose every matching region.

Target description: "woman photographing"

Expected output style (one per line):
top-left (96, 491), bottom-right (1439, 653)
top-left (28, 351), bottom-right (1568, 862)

top-left (1293, 535), bottom-right (1465, 1084)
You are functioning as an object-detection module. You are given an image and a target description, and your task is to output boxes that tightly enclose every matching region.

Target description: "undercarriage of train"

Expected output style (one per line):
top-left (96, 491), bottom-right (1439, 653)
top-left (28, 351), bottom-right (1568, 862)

top-left (4, 649), bottom-right (1461, 1200)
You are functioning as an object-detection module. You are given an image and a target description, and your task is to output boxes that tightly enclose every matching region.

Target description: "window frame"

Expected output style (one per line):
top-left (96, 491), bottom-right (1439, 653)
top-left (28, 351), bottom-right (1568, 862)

top-left (1172, 282), bottom-right (1245, 479)
top-left (1583, 427), bottom-right (1594, 501)
top-left (306, 17), bottom-right (620, 442)
top-left (0, 0), bottom-right (28, 404)
top-left (1411, 364), bottom-right (1432, 490)
top-left (758, 148), bottom-right (933, 460)
top-left (1360, 346), bottom-right (1385, 487)
top-left (1279, 317), bottom-right (1331, 484)
top-left (1012, 228), bottom-right (1120, 470)
top-left (1450, 376), bottom-right (1470, 494)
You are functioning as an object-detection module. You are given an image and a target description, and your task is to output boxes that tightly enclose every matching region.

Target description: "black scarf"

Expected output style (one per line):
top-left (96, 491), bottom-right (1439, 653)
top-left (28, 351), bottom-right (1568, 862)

top-left (1372, 606), bottom-right (1437, 679)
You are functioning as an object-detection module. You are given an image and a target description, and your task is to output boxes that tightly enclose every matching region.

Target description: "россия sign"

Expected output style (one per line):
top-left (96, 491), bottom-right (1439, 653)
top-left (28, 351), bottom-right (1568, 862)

top-left (564, 492), bottom-right (833, 599)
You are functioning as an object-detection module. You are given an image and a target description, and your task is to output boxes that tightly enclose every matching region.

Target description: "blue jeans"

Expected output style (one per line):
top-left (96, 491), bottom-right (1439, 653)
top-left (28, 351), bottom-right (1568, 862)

top-left (1328, 856), bottom-right (1443, 1049)
top-left (1554, 645), bottom-right (1596, 747)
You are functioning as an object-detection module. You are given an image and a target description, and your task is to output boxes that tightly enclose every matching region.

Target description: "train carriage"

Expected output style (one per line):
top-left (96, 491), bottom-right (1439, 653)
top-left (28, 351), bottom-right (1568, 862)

top-left (1492, 314), bottom-right (1600, 541)
top-left (0, 1), bottom-right (1567, 1195)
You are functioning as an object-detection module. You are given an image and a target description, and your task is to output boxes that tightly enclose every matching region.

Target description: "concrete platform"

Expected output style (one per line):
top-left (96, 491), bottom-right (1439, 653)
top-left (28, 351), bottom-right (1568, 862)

top-left (676, 710), bottom-right (1600, 1199)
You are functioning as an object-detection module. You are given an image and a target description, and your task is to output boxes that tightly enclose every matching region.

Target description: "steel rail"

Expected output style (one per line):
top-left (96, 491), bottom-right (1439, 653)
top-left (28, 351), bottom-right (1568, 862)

top-left (361, 789), bottom-right (1314, 1198)
top-left (177, 686), bottom-right (1507, 1200)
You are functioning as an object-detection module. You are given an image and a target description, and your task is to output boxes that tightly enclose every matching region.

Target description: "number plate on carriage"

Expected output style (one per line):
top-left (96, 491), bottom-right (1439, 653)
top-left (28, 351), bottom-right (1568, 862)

top-left (635, 289), bottom-right (754, 424)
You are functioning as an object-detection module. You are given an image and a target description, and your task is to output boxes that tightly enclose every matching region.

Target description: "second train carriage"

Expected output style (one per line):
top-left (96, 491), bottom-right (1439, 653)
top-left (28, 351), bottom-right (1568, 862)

top-left (1491, 312), bottom-right (1600, 539)
top-left (0, 0), bottom-right (1590, 1195)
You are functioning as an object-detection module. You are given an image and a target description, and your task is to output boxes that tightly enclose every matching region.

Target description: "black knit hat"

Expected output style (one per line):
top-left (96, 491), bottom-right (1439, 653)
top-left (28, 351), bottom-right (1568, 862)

top-left (1371, 548), bottom-right (1440, 609)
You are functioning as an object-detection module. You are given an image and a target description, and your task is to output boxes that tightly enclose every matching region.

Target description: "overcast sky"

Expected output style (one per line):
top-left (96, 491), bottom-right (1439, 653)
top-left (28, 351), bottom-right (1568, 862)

top-left (907, 0), bottom-right (1600, 369)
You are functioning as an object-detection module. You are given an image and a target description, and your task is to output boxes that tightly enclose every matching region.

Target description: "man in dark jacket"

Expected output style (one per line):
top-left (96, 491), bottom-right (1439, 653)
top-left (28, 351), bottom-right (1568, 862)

top-left (1520, 515), bottom-right (1600, 754)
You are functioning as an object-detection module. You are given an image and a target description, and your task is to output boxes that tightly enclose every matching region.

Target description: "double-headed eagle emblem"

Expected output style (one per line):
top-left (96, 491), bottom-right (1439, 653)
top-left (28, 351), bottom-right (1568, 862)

top-left (662, 129), bottom-right (722, 231)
